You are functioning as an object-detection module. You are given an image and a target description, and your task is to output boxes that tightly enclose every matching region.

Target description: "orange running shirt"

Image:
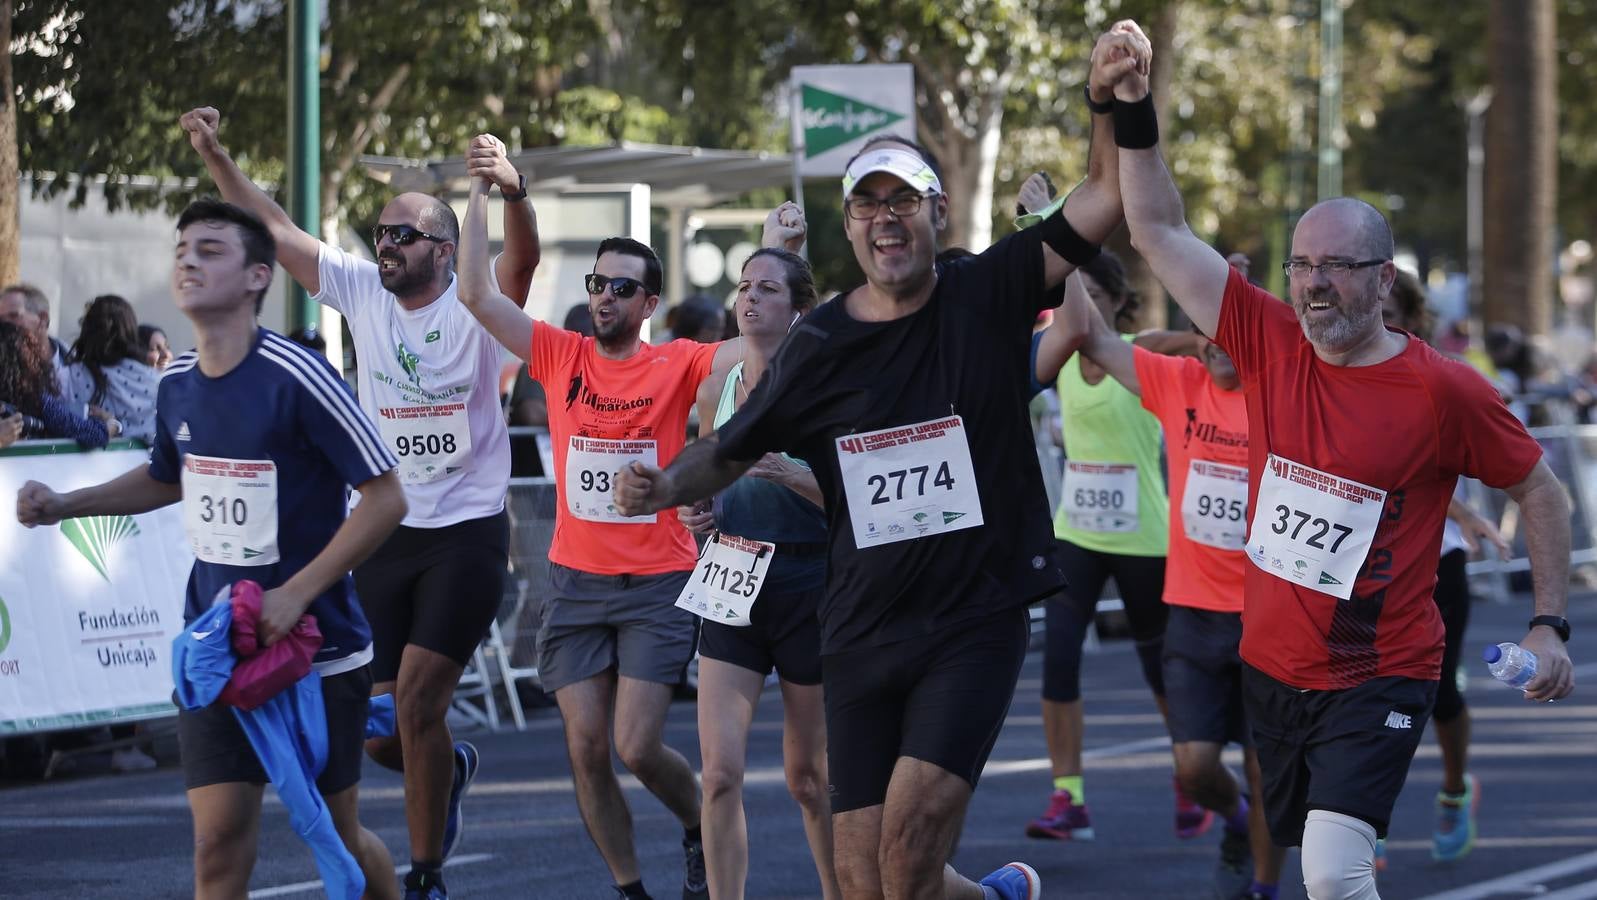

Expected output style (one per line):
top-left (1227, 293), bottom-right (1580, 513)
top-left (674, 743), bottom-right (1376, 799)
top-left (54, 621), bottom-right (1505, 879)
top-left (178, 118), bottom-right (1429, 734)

top-left (1133, 347), bottom-right (1250, 613)
top-left (529, 322), bottom-right (718, 575)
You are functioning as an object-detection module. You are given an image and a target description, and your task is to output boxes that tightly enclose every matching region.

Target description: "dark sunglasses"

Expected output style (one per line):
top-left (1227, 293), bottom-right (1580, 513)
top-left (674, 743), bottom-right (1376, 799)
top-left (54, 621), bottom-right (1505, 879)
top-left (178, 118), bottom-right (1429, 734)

top-left (372, 224), bottom-right (447, 247)
top-left (584, 273), bottom-right (648, 299)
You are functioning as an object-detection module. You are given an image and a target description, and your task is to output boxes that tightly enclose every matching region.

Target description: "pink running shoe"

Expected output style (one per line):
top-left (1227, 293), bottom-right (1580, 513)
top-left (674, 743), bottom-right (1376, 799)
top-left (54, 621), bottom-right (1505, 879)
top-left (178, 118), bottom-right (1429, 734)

top-left (1174, 776), bottom-right (1215, 839)
top-left (1026, 789), bottom-right (1095, 841)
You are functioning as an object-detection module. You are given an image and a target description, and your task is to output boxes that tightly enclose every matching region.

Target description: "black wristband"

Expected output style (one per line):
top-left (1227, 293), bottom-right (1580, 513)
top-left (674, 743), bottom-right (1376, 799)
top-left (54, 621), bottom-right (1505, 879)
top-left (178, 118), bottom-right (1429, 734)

top-left (501, 174), bottom-right (528, 202)
top-left (1036, 208), bottom-right (1100, 267)
top-left (1113, 92), bottom-right (1159, 149)
top-left (1083, 84), bottom-right (1114, 115)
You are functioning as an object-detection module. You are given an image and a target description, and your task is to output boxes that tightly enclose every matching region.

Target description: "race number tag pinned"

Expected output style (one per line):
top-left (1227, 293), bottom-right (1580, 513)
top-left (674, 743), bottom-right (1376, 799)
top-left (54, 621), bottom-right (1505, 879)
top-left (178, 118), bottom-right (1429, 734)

top-left (1181, 460), bottom-right (1250, 550)
top-left (1062, 462), bottom-right (1139, 533)
top-left (674, 533), bottom-right (774, 627)
top-left (565, 437), bottom-right (658, 522)
top-left (1247, 453), bottom-right (1386, 600)
top-left (377, 401), bottom-right (473, 485)
top-left (835, 415), bottom-right (983, 549)
top-left (181, 454), bottom-right (280, 566)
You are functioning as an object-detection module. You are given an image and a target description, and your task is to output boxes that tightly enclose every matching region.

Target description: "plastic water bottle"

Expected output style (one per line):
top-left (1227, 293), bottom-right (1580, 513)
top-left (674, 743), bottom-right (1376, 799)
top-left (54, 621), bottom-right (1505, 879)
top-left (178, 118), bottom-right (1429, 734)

top-left (1483, 642), bottom-right (1538, 690)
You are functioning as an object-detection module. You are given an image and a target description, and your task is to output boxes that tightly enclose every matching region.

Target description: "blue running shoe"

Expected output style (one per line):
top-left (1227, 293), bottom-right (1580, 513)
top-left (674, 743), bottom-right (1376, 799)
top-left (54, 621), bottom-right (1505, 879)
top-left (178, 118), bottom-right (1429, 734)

top-left (1432, 773), bottom-right (1479, 862)
top-left (403, 868), bottom-right (447, 900)
top-left (441, 740), bottom-right (479, 861)
top-left (979, 861), bottom-right (1041, 900)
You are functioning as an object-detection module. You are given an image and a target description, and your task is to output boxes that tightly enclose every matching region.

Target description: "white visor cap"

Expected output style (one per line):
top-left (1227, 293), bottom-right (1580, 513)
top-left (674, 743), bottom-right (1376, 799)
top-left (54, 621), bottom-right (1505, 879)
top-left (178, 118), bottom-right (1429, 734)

top-left (841, 147), bottom-right (943, 199)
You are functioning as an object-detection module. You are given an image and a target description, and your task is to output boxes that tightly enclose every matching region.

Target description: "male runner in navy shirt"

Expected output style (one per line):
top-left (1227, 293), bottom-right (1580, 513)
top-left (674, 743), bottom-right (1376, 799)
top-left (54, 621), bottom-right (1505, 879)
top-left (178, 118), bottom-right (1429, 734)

top-left (17, 199), bottom-right (408, 899)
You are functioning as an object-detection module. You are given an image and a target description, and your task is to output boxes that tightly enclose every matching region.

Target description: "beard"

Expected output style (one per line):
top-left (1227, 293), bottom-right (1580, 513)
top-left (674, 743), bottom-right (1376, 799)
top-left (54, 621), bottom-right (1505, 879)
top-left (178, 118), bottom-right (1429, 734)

top-left (1295, 285), bottom-right (1382, 351)
top-left (379, 250), bottom-right (437, 296)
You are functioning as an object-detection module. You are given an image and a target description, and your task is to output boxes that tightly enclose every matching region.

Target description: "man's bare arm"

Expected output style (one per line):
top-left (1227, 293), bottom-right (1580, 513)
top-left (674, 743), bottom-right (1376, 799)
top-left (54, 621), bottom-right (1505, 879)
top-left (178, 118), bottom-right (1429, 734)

top-left (181, 107), bottom-right (323, 295)
top-left (459, 178), bottom-right (537, 362)
top-left (614, 434), bottom-right (755, 517)
top-left (1504, 459), bottom-right (1575, 701)
top-left (467, 134), bottom-right (540, 308)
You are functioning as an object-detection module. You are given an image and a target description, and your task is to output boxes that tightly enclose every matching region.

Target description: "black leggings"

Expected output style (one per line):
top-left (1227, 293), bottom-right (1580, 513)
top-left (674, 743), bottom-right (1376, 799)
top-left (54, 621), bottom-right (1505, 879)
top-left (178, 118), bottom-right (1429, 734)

top-left (1043, 539), bottom-right (1168, 703)
top-left (1433, 549), bottom-right (1471, 723)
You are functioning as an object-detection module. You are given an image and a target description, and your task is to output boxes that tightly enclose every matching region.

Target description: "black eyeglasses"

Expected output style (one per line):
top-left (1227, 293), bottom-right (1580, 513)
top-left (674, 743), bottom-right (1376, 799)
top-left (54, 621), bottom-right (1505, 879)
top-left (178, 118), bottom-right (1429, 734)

top-left (1281, 259), bottom-right (1388, 279)
top-left (844, 192), bottom-right (935, 221)
top-left (372, 224), bottom-right (447, 247)
top-left (584, 274), bottom-right (648, 299)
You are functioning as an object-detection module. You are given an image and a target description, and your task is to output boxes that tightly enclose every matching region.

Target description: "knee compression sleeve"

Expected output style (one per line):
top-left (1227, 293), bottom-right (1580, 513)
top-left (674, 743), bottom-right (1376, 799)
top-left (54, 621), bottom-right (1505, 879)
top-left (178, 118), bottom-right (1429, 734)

top-left (1300, 810), bottom-right (1380, 900)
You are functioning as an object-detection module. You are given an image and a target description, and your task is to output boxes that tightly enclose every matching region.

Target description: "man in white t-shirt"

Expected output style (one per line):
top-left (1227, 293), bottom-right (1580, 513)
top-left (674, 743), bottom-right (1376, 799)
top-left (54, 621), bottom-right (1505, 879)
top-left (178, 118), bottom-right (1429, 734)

top-left (183, 106), bottom-right (539, 900)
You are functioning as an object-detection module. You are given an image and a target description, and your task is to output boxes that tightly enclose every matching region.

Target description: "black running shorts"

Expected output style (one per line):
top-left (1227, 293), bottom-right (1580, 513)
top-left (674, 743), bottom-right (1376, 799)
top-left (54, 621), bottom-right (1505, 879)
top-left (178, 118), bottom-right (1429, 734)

top-left (1244, 665), bottom-right (1437, 844)
top-left (821, 606), bottom-right (1030, 813)
top-left (178, 665), bottom-right (373, 793)
top-left (354, 510), bottom-right (509, 683)
top-left (1162, 605), bottom-right (1250, 746)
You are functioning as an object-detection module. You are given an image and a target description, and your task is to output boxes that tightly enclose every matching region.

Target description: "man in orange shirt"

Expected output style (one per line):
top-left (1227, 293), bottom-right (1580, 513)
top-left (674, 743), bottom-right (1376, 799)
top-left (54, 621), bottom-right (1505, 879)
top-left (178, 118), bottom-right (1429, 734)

top-left (1042, 272), bottom-right (1284, 900)
top-left (454, 135), bottom-right (742, 900)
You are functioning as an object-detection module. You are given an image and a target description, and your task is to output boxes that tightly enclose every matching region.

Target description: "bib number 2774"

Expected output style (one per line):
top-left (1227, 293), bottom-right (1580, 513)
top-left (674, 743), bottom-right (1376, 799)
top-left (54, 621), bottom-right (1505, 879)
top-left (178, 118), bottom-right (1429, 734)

top-left (866, 462), bottom-right (956, 505)
top-left (837, 416), bottom-right (983, 549)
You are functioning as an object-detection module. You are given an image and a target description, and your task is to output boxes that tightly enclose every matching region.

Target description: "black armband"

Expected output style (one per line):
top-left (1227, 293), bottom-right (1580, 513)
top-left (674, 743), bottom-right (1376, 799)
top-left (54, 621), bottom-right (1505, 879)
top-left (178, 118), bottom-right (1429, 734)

top-left (1036, 208), bottom-right (1100, 267)
top-left (1083, 84), bottom-right (1114, 115)
top-left (1113, 92), bottom-right (1159, 150)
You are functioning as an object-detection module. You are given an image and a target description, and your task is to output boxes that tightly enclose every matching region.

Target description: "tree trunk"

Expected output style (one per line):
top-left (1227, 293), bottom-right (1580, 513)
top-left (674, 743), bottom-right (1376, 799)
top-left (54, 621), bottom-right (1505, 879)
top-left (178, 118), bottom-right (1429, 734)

top-left (1113, 1), bottom-right (1180, 331)
top-left (1484, 0), bottom-right (1557, 336)
top-left (0, 0), bottom-right (19, 286)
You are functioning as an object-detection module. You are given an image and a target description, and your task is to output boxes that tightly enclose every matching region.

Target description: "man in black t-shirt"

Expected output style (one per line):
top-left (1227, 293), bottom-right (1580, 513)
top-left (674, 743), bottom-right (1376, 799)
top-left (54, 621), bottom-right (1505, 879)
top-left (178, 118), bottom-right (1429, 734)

top-left (616, 26), bottom-right (1151, 900)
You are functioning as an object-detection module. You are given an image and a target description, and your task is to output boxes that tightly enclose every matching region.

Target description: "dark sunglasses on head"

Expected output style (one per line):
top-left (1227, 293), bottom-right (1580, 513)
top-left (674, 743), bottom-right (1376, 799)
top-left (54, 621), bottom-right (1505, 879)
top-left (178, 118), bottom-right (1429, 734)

top-left (372, 224), bottom-right (447, 247)
top-left (584, 273), bottom-right (648, 299)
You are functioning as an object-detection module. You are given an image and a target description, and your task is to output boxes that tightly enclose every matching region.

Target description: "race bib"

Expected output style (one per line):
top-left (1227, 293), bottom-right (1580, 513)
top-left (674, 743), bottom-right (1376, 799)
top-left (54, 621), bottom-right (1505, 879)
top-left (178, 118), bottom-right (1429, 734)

top-left (674, 532), bottom-right (774, 627)
top-left (565, 437), bottom-right (658, 522)
top-left (377, 401), bottom-right (473, 485)
top-left (836, 415), bottom-right (983, 549)
top-left (1247, 453), bottom-right (1386, 599)
top-left (1181, 460), bottom-right (1250, 550)
top-left (1062, 462), bottom-right (1139, 533)
top-left (181, 454), bottom-right (280, 566)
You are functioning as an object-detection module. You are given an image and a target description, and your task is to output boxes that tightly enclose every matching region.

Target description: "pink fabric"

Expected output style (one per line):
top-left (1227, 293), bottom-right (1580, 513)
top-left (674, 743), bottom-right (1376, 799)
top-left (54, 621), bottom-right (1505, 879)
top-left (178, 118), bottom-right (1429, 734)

top-left (220, 580), bottom-right (324, 711)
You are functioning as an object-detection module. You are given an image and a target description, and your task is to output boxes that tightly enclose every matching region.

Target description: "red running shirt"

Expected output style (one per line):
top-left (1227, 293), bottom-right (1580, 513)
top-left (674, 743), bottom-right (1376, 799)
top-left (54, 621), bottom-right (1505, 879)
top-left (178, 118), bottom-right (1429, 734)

top-left (1215, 269), bottom-right (1541, 689)
top-left (1134, 347), bottom-right (1250, 614)
top-left (530, 323), bottom-right (717, 575)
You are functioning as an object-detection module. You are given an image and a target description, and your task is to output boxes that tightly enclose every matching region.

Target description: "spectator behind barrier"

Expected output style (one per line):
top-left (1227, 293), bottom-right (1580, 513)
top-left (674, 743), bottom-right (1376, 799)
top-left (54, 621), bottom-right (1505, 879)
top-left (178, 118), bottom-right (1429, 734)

top-left (288, 325), bottom-right (327, 354)
top-left (138, 323), bottom-right (174, 371)
top-left (0, 282), bottom-right (68, 392)
top-left (65, 295), bottom-right (159, 443)
top-left (0, 319), bottom-right (118, 447)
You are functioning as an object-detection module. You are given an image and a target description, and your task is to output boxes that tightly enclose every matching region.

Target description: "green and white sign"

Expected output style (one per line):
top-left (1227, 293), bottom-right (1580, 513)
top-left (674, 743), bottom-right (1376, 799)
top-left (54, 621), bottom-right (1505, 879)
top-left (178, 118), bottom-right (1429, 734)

top-left (791, 64), bottom-right (916, 176)
top-left (0, 443), bottom-right (192, 733)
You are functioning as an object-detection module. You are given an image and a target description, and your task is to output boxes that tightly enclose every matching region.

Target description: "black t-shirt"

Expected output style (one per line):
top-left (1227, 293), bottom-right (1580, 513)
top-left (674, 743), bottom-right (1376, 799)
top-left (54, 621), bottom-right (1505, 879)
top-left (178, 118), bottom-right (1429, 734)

top-left (715, 228), bottom-right (1067, 654)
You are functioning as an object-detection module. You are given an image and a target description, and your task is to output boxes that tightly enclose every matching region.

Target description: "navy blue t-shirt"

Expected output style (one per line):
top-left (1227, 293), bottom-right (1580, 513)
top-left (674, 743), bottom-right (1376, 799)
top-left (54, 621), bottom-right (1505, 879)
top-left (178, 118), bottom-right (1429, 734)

top-left (149, 328), bottom-right (397, 671)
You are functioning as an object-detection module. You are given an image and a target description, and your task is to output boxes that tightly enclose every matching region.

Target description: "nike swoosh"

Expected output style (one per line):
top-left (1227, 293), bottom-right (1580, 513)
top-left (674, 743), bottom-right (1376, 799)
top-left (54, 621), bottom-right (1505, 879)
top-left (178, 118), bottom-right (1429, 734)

top-left (191, 630), bottom-right (215, 640)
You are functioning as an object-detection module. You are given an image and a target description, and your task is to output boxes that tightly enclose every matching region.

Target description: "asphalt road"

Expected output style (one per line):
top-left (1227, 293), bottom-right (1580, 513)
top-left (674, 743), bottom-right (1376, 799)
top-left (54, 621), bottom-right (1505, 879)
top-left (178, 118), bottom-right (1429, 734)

top-left (4, 594), bottom-right (1594, 899)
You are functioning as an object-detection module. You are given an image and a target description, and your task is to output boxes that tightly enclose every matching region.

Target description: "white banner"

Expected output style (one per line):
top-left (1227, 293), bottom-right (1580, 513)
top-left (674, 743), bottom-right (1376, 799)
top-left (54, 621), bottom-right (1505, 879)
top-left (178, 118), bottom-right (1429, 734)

top-left (791, 64), bottom-right (917, 176)
top-left (0, 442), bottom-right (194, 733)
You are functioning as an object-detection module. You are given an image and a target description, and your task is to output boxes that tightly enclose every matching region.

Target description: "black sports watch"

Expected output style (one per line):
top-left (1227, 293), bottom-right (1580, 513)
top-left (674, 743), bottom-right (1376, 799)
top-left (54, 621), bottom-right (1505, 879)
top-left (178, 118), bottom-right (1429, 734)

top-left (1529, 615), bottom-right (1571, 643)
top-left (501, 174), bottom-right (528, 203)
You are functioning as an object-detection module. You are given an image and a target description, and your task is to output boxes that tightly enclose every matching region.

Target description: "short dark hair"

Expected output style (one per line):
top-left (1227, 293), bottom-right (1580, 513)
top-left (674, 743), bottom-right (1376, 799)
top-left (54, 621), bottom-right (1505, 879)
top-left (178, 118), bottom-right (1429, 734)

top-left (595, 237), bottom-right (663, 297)
top-left (176, 198), bottom-right (277, 313)
top-left (744, 248), bottom-right (818, 312)
top-left (847, 134), bottom-right (945, 188)
top-left (1080, 250), bottom-right (1140, 331)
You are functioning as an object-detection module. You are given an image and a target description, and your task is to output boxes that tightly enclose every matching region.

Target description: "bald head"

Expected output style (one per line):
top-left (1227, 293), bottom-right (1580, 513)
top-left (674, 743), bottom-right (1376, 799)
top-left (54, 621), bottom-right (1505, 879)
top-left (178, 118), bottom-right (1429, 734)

top-left (384, 192), bottom-right (459, 244)
top-left (1297, 198), bottom-right (1394, 262)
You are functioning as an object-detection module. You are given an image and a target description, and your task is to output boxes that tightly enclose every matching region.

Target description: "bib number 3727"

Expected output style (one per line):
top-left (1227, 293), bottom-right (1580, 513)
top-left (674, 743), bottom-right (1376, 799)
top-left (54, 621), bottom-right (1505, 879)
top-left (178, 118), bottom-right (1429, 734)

top-left (1246, 453), bottom-right (1385, 600)
top-left (836, 415), bottom-right (983, 549)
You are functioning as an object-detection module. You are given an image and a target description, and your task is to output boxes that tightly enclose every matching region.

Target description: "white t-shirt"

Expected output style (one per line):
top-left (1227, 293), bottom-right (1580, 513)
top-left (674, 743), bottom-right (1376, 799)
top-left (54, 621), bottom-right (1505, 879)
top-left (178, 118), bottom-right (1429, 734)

top-left (313, 244), bottom-right (510, 528)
